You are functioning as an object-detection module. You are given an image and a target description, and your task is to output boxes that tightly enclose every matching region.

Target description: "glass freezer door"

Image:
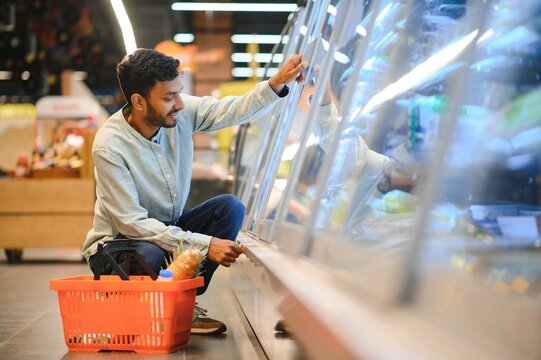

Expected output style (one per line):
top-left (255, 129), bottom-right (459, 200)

top-left (270, 0), bottom-right (386, 254)
top-left (247, 0), bottom-right (338, 240)
top-left (412, 1), bottom-right (541, 357)
top-left (256, 0), bottom-right (357, 242)
top-left (237, 5), bottom-right (308, 209)
top-left (243, 0), bottom-right (328, 232)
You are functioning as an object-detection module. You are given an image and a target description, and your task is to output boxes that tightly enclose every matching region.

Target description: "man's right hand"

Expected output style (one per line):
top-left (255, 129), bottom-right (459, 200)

top-left (208, 237), bottom-right (244, 267)
top-left (268, 54), bottom-right (309, 94)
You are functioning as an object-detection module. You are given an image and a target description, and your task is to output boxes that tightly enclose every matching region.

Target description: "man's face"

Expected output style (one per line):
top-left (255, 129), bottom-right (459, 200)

top-left (144, 76), bottom-right (184, 128)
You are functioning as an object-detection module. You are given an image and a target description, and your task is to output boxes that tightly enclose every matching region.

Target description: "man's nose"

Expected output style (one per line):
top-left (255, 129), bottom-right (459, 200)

top-left (175, 96), bottom-right (184, 111)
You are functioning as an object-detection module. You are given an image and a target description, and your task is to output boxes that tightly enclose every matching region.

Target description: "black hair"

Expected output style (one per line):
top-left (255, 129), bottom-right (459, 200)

top-left (116, 48), bottom-right (180, 105)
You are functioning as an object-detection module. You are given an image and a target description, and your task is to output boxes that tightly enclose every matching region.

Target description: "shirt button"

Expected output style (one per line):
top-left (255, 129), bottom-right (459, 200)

top-left (157, 154), bottom-right (161, 158)
top-left (167, 174), bottom-right (170, 178)
top-left (173, 194), bottom-right (177, 198)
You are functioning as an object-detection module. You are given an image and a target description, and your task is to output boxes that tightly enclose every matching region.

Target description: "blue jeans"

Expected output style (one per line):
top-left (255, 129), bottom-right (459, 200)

top-left (89, 194), bottom-right (245, 295)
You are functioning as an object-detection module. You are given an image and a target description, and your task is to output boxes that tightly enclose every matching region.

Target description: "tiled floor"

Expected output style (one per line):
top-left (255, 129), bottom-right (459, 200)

top-left (0, 248), bottom-right (302, 360)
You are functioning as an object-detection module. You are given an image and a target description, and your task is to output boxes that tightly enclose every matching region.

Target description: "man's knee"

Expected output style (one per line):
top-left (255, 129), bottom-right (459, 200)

top-left (218, 194), bottom-right (246, 217)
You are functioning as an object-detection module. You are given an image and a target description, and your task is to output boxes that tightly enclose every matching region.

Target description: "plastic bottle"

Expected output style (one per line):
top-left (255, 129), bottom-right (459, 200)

top-left (157, 269), bottom-right (173, 282)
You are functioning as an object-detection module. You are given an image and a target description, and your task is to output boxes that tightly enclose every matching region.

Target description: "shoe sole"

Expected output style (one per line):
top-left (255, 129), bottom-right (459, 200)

top-left (190, 324), bottom-right (227, 335)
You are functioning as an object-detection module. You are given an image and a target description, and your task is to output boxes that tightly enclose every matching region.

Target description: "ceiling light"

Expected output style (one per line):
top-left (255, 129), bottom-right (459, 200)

top-left (231, 34), bottom-right (289, 44)
top-left (110, 0), bottom-right (137, 54)
top-left (174, 33), bottom-right (195, 43)
top-left (232, 67), bottom-right (279, 78)
top-left (231, 53), bottom-right (284, 63)
top-left (171, 2), bottom-right (297, 12)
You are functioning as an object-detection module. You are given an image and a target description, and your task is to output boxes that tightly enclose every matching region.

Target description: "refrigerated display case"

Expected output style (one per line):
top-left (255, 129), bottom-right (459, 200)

top-left (410, 1), bottom-right (541, 357)
top-left (296, 0), bottom-right (489, 301)
top-left (232, 0), bottom-right (541, 359)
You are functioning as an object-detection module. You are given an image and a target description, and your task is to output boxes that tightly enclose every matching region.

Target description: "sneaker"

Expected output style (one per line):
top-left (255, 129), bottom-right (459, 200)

top-left (191, 304), bottom-right (227, 335)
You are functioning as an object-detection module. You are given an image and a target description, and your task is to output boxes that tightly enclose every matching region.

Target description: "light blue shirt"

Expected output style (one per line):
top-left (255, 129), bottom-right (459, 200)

top-left (82, 81), bottom-right (282, 260)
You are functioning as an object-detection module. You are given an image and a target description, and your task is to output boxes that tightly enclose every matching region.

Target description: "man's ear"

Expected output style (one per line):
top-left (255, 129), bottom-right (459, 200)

top-left (131, 93), bottom-right (147, 112)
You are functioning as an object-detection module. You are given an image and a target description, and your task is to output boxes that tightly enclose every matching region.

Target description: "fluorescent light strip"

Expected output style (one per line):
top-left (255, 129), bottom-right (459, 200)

top-left (174, 33), bottom-right (195, 43)
top-left (171, 2), bottom-right (297, 12)
top-left (231, 53), bottom-right (284, 63)
top-left (110, 0), bottom-right (137, 54)
top-left (232, 67), bottom-right (279, 77)
top-left (231, 34), bottom-right (289, 44)
top-left (361, 29), bottom-right (479, 116)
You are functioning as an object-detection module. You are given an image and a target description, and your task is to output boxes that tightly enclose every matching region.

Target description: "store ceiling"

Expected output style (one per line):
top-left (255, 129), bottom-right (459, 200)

top-left (0, 0), bottom-right (295, 102)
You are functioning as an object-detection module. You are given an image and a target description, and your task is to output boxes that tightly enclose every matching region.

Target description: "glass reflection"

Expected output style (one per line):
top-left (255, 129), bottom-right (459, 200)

top-left (304, 1), bottom-right (482, 297)
top-left (410, 1), bottom-right (541, 354)
top-left (418, 0), bottom-right (541, 304)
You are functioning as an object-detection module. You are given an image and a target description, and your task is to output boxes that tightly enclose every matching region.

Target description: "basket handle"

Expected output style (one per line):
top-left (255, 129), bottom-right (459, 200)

top-left (93, 239), bottom-right (159, 281)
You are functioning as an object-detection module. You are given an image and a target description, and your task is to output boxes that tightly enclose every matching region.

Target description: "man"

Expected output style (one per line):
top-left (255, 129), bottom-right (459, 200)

top-left (82, 48), bottom-right (307, 335)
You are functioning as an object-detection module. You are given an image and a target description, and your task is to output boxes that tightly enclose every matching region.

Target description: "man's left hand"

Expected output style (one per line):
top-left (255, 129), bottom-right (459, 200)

top-left (268, 54), bottom-right (309, 94)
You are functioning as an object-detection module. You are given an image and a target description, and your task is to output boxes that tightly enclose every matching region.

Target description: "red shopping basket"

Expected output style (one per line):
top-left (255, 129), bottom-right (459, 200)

top-left (50, 240), bottom-right (204, 353)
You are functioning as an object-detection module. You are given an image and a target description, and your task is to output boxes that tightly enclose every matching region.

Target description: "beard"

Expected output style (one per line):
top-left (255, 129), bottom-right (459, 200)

top-left (144, 103), bottom-right (178, 128)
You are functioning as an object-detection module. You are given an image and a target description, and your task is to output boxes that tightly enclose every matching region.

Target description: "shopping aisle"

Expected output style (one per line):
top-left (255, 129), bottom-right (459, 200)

top-left (0, 249), bottom-right (305, 360)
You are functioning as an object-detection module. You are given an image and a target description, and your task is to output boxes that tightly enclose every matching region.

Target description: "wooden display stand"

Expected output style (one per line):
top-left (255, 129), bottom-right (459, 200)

top-left (0, 178), bottom-right (95, 251)
top-left (0, 132), bottom-right (96, 263)
top-left (0, 77), bottom-right (107, 262)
